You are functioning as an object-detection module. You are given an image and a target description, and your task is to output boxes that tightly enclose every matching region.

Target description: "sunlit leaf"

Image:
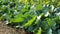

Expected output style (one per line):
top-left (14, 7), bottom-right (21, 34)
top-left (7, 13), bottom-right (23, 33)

top-left (24, 16), bottom-right (37, 27)
top-left (36, 27), bottom-right (42, 34)
top-left (36, 4), bottom-right (43, 10)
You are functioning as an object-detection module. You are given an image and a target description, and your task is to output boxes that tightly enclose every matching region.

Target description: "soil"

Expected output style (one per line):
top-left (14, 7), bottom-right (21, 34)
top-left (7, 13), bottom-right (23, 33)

top-left (0, 21), bottom-right (27, 34)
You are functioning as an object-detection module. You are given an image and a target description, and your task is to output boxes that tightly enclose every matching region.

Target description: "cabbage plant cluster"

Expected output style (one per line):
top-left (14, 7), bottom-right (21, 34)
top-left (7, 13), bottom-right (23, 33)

top-left (0, 0), bottom-right (60, 34)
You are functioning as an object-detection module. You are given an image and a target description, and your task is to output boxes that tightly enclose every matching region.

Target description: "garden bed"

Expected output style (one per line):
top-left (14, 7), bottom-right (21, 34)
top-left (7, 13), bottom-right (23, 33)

top-left (0, 21), bottom-right (27, 34)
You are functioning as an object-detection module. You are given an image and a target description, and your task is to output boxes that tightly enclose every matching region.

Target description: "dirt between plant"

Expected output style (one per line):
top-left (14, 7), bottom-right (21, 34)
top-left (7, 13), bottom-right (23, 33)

top-left (0, 21), bottom-right (27, 34)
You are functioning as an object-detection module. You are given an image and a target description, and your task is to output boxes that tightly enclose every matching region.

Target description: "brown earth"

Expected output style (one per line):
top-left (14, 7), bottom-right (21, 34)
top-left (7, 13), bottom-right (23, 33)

top-left (0, 21), bottom-right (27, 34)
